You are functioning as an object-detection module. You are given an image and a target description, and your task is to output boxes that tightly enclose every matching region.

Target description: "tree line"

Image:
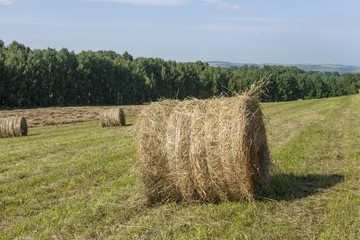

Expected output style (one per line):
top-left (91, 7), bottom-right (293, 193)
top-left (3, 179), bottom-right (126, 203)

top-left (1, 40), bottom-right (360, 108)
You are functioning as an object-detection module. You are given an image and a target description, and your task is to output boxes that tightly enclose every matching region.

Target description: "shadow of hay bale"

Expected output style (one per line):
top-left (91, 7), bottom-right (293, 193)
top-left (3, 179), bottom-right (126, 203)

top-left (264, 173), bottom-right (344, 201)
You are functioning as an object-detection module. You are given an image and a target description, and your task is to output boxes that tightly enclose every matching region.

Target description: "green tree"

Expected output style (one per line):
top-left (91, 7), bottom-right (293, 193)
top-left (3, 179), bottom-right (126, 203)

top-left (4, 41), bottom-right (30, 107)
top-left (0, 40), bottom-right (6, 106)
top-left (56, 49), bottom-right (78, 105)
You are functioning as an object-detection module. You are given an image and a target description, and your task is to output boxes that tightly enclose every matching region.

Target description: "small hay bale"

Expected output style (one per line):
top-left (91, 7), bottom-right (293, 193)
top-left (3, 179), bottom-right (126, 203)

top-left (137, 89), bottom-right (271, 204)
top-left (0, 116), bottom-right (28, 138)
top-left (100, 108), bottom-right (126, 127)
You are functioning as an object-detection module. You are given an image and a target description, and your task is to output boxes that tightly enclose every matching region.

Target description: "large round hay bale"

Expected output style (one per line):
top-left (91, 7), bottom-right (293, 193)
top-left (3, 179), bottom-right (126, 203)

top-left (100, 108), bottom-right (126, 127)
top-left (0, 116), bottom-right (28, 138)
top-left (137, 100), bottom-right (181, 203)
top-left (138, 92), bottom-right (271, 204)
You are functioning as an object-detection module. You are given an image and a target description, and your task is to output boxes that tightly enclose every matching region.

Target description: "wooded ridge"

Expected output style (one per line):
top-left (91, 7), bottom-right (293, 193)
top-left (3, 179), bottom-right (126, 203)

top-left (1, 40), bottom-right (359, 108)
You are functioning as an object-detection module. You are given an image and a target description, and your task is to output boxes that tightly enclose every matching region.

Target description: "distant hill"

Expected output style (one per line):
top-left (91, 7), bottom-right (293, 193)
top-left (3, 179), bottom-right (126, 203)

top-left (207, 61), bottom-right (258, 68)
top-left (206, 61), bottom-right (360, 74)
top-left (290, 64), bottom-right (360, 74)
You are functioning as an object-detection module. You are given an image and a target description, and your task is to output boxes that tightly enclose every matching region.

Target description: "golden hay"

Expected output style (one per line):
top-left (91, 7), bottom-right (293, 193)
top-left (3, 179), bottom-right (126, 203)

top-left (0, 116), bottom-right (28, 138)
top-left (137, 86), bottom-right (271, 204)
top-left (100, 108), bottom-right (126, 127)
top-left (137, 100), bottom-right (181, 203)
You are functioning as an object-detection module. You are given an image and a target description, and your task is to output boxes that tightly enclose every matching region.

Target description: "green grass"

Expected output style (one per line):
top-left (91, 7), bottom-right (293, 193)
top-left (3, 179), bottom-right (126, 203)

top-left (1, 95), bottom-right (360, 239)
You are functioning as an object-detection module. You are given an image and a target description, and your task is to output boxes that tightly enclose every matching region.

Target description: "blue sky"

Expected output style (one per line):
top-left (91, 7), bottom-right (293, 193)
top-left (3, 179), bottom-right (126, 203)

top-left (0, 0), bottom-right (359, 65)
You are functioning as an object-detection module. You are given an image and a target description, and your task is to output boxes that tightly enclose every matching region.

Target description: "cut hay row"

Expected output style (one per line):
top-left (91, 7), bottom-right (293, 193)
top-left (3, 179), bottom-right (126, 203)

top-left (100, 108), bottom-right (126, 127)
top-left (138, 87), bottom-right (271, 204)
top-left (0, 116), bottom-right (28, 138)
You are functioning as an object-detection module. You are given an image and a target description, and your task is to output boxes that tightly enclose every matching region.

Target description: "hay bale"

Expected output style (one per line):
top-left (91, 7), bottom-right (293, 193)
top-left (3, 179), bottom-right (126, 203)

top-left (0, 116), bottom-right (28, 138)
top-left (138, 90), bottom-right (270, 204)
top-left (138, 100), bottom-right (181, 203)
top-left (100, 108), bottom-right (126, 127)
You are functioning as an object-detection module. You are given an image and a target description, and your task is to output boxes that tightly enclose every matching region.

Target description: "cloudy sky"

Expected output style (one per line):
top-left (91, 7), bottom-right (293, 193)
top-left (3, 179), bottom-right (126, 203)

top-left (0, 0), bottom-right (359, 65)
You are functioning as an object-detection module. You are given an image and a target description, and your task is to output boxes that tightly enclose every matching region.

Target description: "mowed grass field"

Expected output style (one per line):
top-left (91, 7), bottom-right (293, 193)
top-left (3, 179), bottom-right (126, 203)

top-left (1, 94), bottom-right (360, 239)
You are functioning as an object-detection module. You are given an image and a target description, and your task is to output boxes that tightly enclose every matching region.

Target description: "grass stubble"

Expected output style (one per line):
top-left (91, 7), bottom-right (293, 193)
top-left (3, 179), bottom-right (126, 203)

top-left (1, 95), bottom-right (360, 239)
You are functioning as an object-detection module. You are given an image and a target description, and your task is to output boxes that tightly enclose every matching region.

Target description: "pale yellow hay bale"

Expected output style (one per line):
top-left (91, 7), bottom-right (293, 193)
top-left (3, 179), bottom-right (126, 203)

top-left (0, 116), bottom-right (28, 138)
top-left (100, 108), bottom-right (125, 127)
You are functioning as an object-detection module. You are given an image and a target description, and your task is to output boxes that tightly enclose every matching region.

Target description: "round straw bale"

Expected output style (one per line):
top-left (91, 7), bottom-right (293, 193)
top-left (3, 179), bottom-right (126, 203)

top-left (166, 95), bottom-right (270, 202)
top-left (0, 116), bottom-right (28, 138)
top-left (137, 100), bottom-right (181, 204)
top-left (100, 108), bottom-right (126, 127)
top-left (137, 92), bottom-right (270, 204)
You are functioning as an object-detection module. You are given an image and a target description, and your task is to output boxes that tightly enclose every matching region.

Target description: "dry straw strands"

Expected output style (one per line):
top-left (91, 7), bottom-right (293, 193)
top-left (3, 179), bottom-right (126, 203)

top-left (0, 116), bottom-right (28, 138)
top-left (137, 82), bottom-right (271, 204)
top-left (138, 100), bottom-right (180, 203)
top-left (100, 108), bottom-right (126, 127)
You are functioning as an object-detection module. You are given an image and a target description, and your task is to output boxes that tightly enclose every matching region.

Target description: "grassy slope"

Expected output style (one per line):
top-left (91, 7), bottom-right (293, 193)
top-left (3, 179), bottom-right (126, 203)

top-left (1, 95), bottom-right (360, 239)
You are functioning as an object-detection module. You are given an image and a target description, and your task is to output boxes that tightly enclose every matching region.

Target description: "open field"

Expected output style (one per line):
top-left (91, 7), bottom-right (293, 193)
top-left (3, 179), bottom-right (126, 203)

top-left (0, 105), bottom-right (144, 127)
top-left (1, 95), bottom-right (360, 239)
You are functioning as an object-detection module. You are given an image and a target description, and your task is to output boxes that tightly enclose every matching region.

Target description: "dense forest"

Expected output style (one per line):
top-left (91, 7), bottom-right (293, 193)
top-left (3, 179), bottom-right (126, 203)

top-left (1, 40), bottom-right (360, 108)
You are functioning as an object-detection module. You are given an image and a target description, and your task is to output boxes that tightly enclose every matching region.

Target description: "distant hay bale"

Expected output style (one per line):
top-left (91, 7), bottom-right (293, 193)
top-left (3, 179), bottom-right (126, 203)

top-left (0, 116), bottom-right (28, 138)
top-left (100, 108), bottom-right (125, 127)
top-left (137, 86), bottom-right (271, 204)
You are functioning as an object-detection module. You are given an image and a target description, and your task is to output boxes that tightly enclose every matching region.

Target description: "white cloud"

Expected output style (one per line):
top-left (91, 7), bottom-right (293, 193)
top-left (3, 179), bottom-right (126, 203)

top-left (215, 17), bottom-right (283, 22)
top-left (199, 0), bottom-right (221, 3)
top-left (0, 17), bottom-right (165, 31)
top-left (0, 17), bottom-right (62, 26)
top-left (0, 0), bottom-right (14, 5)
top-left (217, 3), bottom-right (254, 11)
top-left (199, 0), bottom-right (256, 11)
top-left (85, 0), bottom-right (191, 6)
top-left (193, 24), bottom-right (281, 32)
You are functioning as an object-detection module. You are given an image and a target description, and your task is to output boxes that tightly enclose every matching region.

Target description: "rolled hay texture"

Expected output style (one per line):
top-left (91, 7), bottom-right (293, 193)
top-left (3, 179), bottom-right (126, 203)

top-left (138, 93), bottom-right (271, 204)
top-left (100, 108), bottom-right (126, 127)
top-left (0, 116), bottom-right (28, 138)
top-left (138, 100), bottom-right (181, 203)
